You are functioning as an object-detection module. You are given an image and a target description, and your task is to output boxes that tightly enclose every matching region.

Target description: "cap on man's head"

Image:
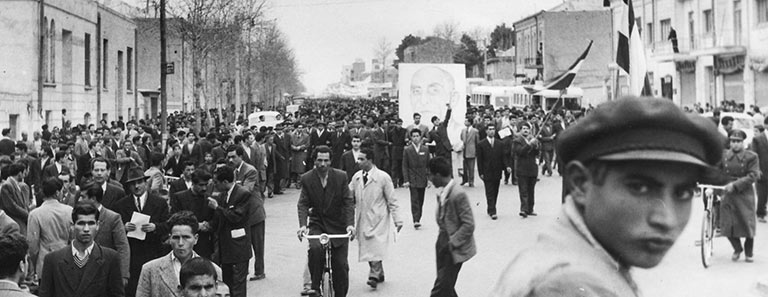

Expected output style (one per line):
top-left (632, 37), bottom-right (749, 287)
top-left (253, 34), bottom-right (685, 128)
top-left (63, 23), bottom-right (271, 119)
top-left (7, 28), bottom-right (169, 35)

top-left (556, 96), bottom-right (724, 168)
top-left (729, 129), bottom-right (747, 140)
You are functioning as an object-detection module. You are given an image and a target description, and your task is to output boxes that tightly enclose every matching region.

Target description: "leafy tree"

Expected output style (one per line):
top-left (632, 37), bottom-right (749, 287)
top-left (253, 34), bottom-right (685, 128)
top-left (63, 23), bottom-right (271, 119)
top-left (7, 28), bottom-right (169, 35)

top-left (394, 34), bottom-right (422, 68)
top-left (453, 34), bottom-right (483, 77)
top-left (488, 23), bottom-right (515, 58)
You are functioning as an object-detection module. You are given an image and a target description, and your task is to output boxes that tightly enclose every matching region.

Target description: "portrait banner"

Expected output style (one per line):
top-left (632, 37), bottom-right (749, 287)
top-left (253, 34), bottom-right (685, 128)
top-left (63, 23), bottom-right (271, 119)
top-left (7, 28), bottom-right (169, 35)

top-left (398, 64), bottom-right (467, 149)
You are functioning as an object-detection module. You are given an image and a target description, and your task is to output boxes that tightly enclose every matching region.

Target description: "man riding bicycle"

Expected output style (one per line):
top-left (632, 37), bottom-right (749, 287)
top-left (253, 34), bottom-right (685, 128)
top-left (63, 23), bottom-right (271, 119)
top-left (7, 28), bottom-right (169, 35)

top-left (297, 145), bottom-right (356, 297)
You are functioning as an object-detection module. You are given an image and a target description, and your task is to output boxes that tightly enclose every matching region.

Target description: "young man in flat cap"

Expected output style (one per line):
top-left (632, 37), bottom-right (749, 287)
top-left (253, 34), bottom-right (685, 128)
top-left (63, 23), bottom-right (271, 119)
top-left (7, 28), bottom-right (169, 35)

top-left (490, 96), bottom-right (724, 296)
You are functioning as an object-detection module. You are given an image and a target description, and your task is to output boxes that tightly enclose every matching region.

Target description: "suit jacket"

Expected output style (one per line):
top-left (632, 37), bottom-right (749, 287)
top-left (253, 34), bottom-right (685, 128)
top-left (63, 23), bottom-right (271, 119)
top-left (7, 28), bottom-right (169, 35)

top-left (273, 133), bottom-right (291, 178)
top-left (750, 132), bottom-right (768, 180)
top-left (402, 144), bottom-right (431, 188)
top-left (235, 162), bottom-right (259, 193)
top-left (309, 129), bottom-right (332, 153)
top-left (164, 155), bottom-right (186, 177)
top-left (211, 145), bottom-right (227, 165)
top-left (197, 139), bottom-right (214, 164)
top-left (170, 189), bottom-right (215, 258)
top-left (114, 149), bottom-right (144, 181)
top-left (340, 150), bottom-right (360, 182)
top-left (27, 200), bottom-right (72, 278)
top-left (330, 130), bottom-right (351, 168)
top-left (42, 164), bottom-right (62, 181)
top-left (181, 142), bottom-right (201, 165)
top-left (136, 253), bottom-right (222, 297)
top-left (234, 162), bottom-right (265, 226)
top-left (113, 192), bottom-right (170, 292)
top-left (252, 143), bottom-right (268, 182)
top-left (297, 168), bottom-right (355, 247)
top-left (38, 244), bottom-right (125, 297)
top-left (0, 178), bottom-right (29, 234)
top-left (460, 126), bottom-right (479, 158)
top-left (0, 281), bottom-right (35, 297)
top-left (371, 127), bottom-right (390, 160)
top-left (0, 209), bottom-right (20, 237)
top-left (435, 181), bottom-right (476, 264)
top-left (476, 138), bottom-right (511, 181)
top-left (211, 184), bottom-right (252, 264)
top-left (100, 182), bottom-right (127, 211)
top-left (76, 153), bottom-right (96, 186)
top-left (512, 135), bottom-right (540, 177)
top-left (432, 108), bottom-right (453, 157)
top-left (95, 206), bottom-right (131, 281)
top-left (388, 126), bottom-right (407, 161)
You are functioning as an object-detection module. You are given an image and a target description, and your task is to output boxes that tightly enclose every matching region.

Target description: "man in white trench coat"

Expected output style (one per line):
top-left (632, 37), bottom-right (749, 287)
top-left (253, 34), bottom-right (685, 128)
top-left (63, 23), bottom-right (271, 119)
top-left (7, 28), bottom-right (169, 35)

top-left (349, 147), bottom-right (403, 289)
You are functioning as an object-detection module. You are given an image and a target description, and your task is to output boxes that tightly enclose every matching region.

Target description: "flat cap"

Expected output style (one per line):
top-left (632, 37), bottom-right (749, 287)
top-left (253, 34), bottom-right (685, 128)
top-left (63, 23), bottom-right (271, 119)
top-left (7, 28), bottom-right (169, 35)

top-left (556, 96), bottom-right (724, 168)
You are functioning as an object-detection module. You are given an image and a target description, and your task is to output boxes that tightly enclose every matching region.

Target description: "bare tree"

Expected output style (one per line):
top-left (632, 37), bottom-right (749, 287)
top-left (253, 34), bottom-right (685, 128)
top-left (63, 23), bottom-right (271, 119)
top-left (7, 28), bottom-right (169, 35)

top-left (372, 37), bottom-right (393, 83)
top-left (433, 19), bottom-right (461, 43)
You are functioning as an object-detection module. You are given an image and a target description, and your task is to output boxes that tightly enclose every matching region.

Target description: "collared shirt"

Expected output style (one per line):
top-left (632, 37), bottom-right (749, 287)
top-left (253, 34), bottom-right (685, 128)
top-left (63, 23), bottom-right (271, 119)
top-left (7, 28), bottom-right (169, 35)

top-left (437, 179), bottom-right (455, 206)
top-left (412, 143), bottom-right (421, 151)
top-left (71, 242), bottom-right (95, 262)
top-left (235, 161), bottom-right (244, 175)
top-left (101, 181), bottom-right (108, 194)
top-left (351, 149), bottom-right (362, 162)
top-left (226, 183), bottom-right (236, 203)
top-left (55, 162), bottom-right (62, 174)
top-left (134, 192), bottom-right (148, 211)
top-left (488, 137), bottom-right (495, 147)
top-left (185, 179), bottom-right (193, 190)
top-left (170, 251), bottom-right (200, 283)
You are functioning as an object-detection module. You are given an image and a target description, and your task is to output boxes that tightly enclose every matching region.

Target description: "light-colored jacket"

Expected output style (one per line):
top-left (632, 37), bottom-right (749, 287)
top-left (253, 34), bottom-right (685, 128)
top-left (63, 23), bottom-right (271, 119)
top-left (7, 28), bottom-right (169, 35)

top-left (460, 126), bottom-right (479, 158)
top-left (144, 166), bottom-right (166, 194)
top-left (136, 252), bottom-right (223, 297)
top-left (489, 196), bottom-right (639, 297)
top-left (0, 281), bottom-right (36, 297)
top-left (27, 199), bottom-right (72, 278)
top-left (349, 166), bottom-right (402, 262)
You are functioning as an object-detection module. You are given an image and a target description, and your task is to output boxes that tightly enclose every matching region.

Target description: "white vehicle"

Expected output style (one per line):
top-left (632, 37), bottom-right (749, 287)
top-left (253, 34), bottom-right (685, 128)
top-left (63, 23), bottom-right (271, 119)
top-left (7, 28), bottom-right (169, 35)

top-left (247, 111), bottom-right (283, 129)
top-left (701, 112), bottom-right (758, 145)
top-left (469, 85), bottom-right (582, 111)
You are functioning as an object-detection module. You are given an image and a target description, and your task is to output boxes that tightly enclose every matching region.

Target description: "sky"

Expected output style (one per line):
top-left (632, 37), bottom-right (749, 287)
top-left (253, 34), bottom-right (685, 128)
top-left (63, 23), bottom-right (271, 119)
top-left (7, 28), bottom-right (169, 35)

top-left (270, 0), bottom-right (564, 94)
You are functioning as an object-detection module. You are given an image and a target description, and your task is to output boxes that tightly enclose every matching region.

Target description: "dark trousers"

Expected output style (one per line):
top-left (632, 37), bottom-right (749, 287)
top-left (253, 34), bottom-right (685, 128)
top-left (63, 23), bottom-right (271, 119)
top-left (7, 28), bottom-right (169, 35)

top-left (222, 261), bottom-right (249, 297)
top-left (462, 157), bottom-right (475, 185)
top-left (308, 239), bottom-right (349, 297)
top-left (249, 221), bottom-right (265, 276)
top-left (518, 176), bottom-right (537, 214)
top-left (757, 178), bottom-right (768, 218)
top-left (368, 261), bottom-right (384, 281)
top-left (390, 158), bottom-right (403, 186)
top-left (410, 187), bottom-right (426, 223)
top-left (430, 231), bottom-right (463, 297)
top-left (728, 237), bottom-right (754, 257)
top-left (540, 149), bottom-right (553, 175)
top-left (484, 178), bottom-right (501, 215)
top-left (504, 158), bottom-right (517, 183)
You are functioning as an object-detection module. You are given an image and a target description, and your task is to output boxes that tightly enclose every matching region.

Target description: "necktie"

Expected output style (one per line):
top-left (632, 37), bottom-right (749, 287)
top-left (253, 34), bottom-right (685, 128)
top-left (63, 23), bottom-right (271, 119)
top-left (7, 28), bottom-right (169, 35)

top-left (74, 252), bottom-right (89, 268)
top-left (363, 171), bottom-right (368, 184)
top-left (136, 196), bottom-right (142, 212)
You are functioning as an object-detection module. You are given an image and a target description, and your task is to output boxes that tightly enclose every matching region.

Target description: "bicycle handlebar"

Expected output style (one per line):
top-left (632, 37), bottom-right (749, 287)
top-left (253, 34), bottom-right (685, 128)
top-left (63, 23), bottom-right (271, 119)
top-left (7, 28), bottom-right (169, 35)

top-left (697, 184), bottom-right (726, 190)
top-left (303, 233), bottom-right (352, 240)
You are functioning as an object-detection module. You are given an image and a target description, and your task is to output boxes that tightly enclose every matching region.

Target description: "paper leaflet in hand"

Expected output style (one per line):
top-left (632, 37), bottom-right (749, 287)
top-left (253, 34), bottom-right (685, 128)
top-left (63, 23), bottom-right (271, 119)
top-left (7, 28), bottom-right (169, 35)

top-left (127, 212), bottom-right (151, 240)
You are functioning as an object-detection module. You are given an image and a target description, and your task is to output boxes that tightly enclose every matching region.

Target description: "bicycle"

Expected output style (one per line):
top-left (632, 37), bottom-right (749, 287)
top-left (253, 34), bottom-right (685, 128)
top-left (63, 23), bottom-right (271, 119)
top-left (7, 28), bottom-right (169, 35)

top-left (697, 184), bottom-right (724, 268)
top-left (302, 232), bottom-right (352, 297)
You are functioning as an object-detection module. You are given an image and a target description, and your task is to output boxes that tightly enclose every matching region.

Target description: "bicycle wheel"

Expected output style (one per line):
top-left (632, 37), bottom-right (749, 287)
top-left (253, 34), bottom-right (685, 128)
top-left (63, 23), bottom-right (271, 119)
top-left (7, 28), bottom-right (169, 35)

top-left (321, 271), bottom-right (333, 297)
top-left (700, 209), bottom-right (714, 268)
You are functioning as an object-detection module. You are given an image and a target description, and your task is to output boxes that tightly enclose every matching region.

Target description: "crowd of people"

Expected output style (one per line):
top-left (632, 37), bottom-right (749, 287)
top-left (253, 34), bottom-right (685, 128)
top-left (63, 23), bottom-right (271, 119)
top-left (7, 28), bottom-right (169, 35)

top-left (0, 94), bottom-right (764, 297)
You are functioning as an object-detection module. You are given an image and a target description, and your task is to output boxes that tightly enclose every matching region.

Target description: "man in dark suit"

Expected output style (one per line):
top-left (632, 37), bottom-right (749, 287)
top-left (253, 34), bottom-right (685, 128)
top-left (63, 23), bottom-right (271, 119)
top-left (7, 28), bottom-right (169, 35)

top-left (164, 144), bottom-right (186, 177)
top-left (297, 145), bottom-right (355, 297)
top-left (272, 125), bottom-right (291, 194)
top-left (169, 161), bottom-right (196, 195)
top-left (112, 168), bottom-right (170, 297)
top-left (42, 151), bottom-right (66, 181)
top-left (80, 184), bottom-right (131, 287)
top-left (476, 124), bottom-right (511, 220)
top-left (198, 132), bottom-right (216, 165)
top-left (0, 128), bottom-right (15, 157)
top-left (427, 156), bottom-right (476, 297)
top-left (0, 164), bottom-right (29, 235)
top-left (512, 122), bottom-right (540, 218)
top-left (388, 118), bottom-right (407, 187)
top-left (211, 134), bottom-right (232, 164)
top-left (0, 233), bottom-right (35, 297)
top-left (170, 169), bottom-right (216, 258)
top-left (340, 135), bottom-right (362, 181)
top-left (76, 140), bottom-right (99, 186)
top-left (207, 166), bottom-right (252, 297)
top-left (371, 119), bottom-right (391, 175)
top-left (90, 157), bottom-right (126, 210)
top-left (309, 121), bottom-right (332, 162)
top-left (402, 129), bottom-right (431, 228)
top-left (329, 121), bottom-right (351, 169)
top-left (38, 202), bottom-right (124, 297)
top-left (751, 124), bottom-right (768, 222)
top-left (429, 104), bottom-right (453, 173)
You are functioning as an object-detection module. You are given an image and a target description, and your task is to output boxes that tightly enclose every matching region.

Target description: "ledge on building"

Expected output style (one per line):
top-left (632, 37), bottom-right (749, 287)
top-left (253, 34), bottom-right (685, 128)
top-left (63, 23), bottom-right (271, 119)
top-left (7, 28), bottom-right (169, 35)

top-left (127, 90), bottom-right (133, 95)
top-left (84, 85), bottom-right (93, 91)
top-left (102, 88), bottom-right (109, 92)
top-left (43, 82), bottom-right (56, 88)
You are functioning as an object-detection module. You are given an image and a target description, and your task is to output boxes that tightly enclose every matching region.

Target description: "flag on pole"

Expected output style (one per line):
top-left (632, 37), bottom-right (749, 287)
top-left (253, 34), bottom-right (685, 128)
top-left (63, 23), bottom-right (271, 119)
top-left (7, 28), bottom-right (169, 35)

top-left (542, 40), bottom-right (593, 91)
top-left (616, 0), bottom-right (652, 96)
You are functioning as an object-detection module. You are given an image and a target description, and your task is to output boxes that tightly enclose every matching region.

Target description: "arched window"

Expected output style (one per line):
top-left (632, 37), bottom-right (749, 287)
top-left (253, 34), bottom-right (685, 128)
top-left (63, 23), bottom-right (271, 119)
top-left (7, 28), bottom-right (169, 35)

top-left (43, 17), bottom-right (48, 82)
top-left (50, 19), bottom-right (56, 83)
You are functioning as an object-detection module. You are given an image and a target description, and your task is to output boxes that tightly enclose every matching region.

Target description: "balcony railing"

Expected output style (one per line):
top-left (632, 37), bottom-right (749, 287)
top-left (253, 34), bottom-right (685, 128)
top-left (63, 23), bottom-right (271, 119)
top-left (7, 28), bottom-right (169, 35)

top-left (645, 29), bottom-right (744, 55)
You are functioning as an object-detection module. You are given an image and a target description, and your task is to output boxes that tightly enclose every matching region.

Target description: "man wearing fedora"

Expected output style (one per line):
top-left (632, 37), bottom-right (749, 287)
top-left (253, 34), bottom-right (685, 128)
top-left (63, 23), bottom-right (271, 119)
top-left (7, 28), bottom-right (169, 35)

top-left (112, 168), bottom-right (170, 297)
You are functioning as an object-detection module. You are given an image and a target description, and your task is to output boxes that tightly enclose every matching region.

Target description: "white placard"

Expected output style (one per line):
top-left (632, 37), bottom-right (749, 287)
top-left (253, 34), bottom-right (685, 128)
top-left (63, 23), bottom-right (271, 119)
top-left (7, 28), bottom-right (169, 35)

top-left (127, 212), bottom-right (151, 240)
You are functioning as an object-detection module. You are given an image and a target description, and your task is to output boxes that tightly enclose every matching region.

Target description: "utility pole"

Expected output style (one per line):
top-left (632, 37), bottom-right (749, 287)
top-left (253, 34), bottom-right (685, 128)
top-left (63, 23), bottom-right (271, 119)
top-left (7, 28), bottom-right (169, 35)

top-left (160, 0), bottom-right (168, 144)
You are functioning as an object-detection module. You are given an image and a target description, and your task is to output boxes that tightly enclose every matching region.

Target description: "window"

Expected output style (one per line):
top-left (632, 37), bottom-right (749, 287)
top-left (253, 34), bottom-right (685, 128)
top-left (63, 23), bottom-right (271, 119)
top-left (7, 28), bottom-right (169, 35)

top-left (43, 17), bottom-right (48, 82)
top-left (734, 0), bottom-right (742, 44)
top-left (689, 11), bottom-right (696, 49)
top-left (660, 19), bottom-right (671, 41)
top-left (84, 33), bottom-right (91, 86)
top-left (704, 9), bottom-right (713, 33)
top-left (635, 17), bottom-right (642, 34)
top-left (102, 39), bottom-right (108, 89)
top-left (758, 0), bottom-right (768, 23)
top-left (646, 23), bottom-right (654, 45)
top-left (49, 19), bottom-right (55, 83)
top-left (126, 47), bottom-right (132, 90)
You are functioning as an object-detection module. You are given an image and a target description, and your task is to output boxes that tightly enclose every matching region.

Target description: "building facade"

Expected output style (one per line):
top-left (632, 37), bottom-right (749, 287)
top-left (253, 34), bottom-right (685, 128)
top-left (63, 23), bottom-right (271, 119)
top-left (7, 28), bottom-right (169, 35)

top-left (631, 0), bottom-right (768, 108)
top-left (515, 9), bottom-right (614, 106)
top-left (0, 0), bottom-right (137, 137)
top-left (402, 37), bottom-right (456, 64)
top-left (135, 18), bottom-right (192, 117)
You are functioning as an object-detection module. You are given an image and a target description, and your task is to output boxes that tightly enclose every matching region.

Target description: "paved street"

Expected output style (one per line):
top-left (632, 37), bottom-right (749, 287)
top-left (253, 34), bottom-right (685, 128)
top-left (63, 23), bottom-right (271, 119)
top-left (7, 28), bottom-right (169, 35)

top-left (249, 172), bottom-right (768, 297)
